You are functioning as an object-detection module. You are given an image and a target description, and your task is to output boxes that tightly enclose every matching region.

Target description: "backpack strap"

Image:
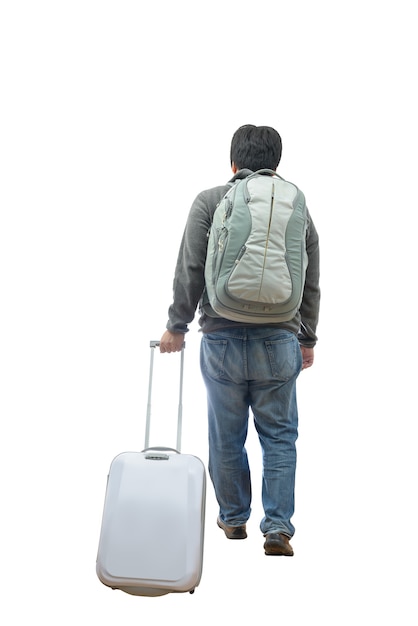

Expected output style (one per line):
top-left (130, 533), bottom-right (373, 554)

top-left (207, 181), bottom-right (236, 235)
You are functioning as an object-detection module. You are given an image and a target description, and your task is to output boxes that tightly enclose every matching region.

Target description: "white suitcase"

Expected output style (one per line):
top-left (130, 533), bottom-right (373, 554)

top-left (96, 341), bottom-right (206, 596)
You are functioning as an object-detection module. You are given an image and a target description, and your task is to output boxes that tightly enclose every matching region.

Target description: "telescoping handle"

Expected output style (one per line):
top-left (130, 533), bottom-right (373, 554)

top-left (144, 340), bottom-right (185, 452)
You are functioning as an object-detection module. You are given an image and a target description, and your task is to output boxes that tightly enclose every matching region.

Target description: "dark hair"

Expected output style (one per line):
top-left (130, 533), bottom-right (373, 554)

top-left (230, 124), bottom-right (282, 171)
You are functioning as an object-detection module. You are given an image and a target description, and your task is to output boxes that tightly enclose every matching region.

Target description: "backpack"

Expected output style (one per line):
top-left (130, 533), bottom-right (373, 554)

top-left (202, 169), bottom-right (308, 323)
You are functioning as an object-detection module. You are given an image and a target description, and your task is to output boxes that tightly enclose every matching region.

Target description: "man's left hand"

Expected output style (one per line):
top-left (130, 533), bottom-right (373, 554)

top-left (159, 330), bottom-right (185, 353)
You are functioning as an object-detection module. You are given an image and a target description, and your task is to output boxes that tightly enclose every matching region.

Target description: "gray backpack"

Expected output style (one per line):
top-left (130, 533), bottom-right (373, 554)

top-left (202, 169), bottom-right (308, 323)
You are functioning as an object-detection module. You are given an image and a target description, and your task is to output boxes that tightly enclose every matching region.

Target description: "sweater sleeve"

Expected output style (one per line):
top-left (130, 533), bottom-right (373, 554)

top-left (166, 190), bottom-right (214, 333)
top-left (298, 210), bottom-right (320, 347)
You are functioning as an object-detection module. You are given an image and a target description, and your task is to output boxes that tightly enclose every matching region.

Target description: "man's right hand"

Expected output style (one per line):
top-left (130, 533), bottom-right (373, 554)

top-left (300, 346), bottom-right (314, 370)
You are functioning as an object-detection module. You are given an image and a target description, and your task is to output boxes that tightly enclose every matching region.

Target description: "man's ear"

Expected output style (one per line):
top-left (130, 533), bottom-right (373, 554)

top-left (231, 161), bottom-right (238, 174)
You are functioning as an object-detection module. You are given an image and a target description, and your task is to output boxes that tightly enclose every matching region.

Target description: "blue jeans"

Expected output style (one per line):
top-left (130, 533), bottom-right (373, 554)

top-left (200, 327), bottom-right (302, 537)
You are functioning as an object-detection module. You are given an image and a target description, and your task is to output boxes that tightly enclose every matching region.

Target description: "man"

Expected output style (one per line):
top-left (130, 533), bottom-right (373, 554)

top-left (159, 124), bottom-right (320, 556)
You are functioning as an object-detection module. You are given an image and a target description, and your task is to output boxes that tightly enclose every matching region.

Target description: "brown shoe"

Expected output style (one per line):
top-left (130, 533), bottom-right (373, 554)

top-left (264, 532), bottom-right (294, 556)
top-left (217, 517), bottom-right (247, 539)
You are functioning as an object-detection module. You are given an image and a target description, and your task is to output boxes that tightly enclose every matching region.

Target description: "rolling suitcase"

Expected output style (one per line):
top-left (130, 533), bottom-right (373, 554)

top-left (96, 341), bottom-right (206, 597)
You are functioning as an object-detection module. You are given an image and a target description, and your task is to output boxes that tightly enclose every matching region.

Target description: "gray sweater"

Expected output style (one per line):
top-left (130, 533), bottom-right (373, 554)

top-left (166, 169), bottom-right (320, 347)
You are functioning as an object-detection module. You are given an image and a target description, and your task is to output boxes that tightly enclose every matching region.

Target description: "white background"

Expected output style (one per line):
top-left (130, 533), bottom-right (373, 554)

top-left (1, 1), bottom-right (417, 623)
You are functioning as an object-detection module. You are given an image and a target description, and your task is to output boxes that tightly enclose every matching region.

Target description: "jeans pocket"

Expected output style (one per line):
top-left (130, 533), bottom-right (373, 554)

top-left (201, 337), bottom-right (228, 379)
top-left (265, 336), bottom-right (301, 381)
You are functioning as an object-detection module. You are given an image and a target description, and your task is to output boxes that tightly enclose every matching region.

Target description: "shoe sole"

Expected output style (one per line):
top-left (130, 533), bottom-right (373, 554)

top-left (264, 549), bottom-right (293, 556)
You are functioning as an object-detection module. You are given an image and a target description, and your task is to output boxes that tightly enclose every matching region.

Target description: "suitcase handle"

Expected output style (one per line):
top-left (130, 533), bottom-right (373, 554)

top-left (144, 341), bottom-right (185, 452)
top-left (142, 447), bottom-right (180, 460)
